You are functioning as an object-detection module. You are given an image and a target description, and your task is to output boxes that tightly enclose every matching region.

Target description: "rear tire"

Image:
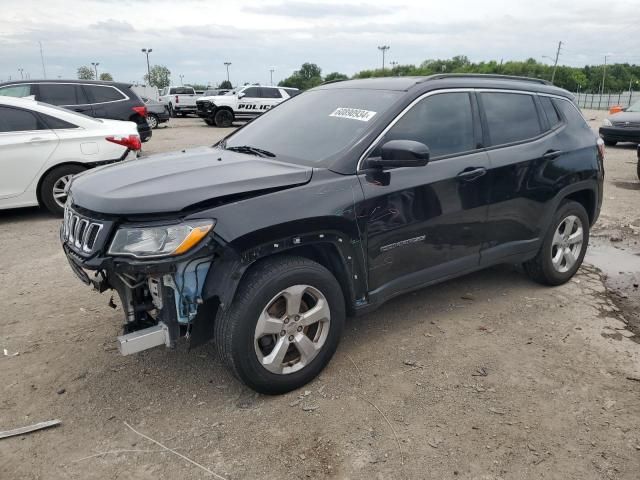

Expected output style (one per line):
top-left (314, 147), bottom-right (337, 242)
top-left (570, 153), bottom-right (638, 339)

top-left (214, 256), bottom-right (345, 395)
top-left (169, 104), bottom-right (177, 118)
top-left (523, 200), bottom-right (589, 286)
top-left (40, 164), bottom-right (87, 216)
top-left (603, 139), bottom-right (617, 147)
top-left (147, 114), bottom-right (159, 129)
top-left (214, 109), bottom-right (233, 128)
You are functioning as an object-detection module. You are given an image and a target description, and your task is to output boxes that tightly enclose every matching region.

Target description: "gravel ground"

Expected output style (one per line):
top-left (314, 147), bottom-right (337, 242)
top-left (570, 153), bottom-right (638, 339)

top-left (1, 112), bottom-right (640, 480)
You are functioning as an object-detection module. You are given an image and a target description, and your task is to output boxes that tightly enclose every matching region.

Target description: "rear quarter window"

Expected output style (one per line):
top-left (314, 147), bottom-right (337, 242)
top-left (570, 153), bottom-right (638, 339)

top-left (0, 84), bottom-right (33, 97)
top-left (85, 85), bottom-right (126, 103)
top-left (552, 98), bottom-right (590, 130)
top-left (539, 96), bottom-right (562, 129)
top-left (480, 92), bottom-right (542, 146)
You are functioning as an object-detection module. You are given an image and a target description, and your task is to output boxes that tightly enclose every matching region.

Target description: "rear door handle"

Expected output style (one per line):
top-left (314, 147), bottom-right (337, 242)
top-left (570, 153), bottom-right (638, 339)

top-left (28, 137), bottom-right (48, 143)
top-left (542, 149), bottom-right (563, 159)
top-left (457, 167), bottom-right (487, 181)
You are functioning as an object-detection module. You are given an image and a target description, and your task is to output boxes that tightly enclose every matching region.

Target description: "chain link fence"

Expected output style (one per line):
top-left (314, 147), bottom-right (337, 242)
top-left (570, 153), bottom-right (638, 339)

top-left (575, 91), bottom-right (639, 110)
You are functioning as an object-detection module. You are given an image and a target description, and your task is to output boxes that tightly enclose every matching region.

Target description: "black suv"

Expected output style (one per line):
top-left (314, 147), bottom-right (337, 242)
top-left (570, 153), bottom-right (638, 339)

top-left (0, 80), bottom-right (152, 142)
top-left (61, 74), bottom-right (603, 394)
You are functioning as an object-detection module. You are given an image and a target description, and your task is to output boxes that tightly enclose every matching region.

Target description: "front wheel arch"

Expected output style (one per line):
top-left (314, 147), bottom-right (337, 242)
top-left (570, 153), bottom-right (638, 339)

top-left (36, 162), bottom-right (88, 207)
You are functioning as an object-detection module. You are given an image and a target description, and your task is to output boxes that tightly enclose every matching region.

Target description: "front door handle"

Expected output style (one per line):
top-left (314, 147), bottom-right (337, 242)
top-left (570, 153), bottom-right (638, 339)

top-left (457, 167), bottom-right (487, 182)
top-left (542, 149), bottom-right (563, 159)
top-left (28, 137), bottom-right (48, 143)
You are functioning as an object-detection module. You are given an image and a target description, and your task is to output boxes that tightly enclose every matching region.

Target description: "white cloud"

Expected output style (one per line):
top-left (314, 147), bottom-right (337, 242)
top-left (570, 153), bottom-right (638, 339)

top-left (0, 0), bottom-right (638, 86)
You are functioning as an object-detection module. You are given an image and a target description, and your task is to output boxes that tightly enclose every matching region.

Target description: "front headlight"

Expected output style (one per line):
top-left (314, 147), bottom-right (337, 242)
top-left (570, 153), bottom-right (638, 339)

top-left (602, 118), bottom-right (613, 127)
top-left (108, 220), bottom-right (214, 258)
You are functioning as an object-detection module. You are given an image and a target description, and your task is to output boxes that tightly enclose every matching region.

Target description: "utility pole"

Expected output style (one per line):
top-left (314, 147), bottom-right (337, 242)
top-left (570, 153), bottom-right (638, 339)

top-left (600, 55), bottom-right (609, 95)
top-left (179, 74), bottom-right (184, 86)
top-left (269, 67), bottom-right (275, 86)
top-left (224, 62), bottom-right (232, 83)
top-left (377, 45), bottom-right (390, 71)
top-left (39, 41), bottom-right (47, 79)
top-left (551, 40), bottom-right (562, 84)
top-left (18, 68), bottom-right (24, 79)
top-left (91, 62), bottom-right (99, 80)
top-left (141, 48), bottom-right (152, 84)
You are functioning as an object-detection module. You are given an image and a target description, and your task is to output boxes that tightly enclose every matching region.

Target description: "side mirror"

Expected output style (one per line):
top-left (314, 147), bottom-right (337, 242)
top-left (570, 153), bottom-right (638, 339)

top-left (237, 92), bottom-right (245, 99)
top-left (368, 140), bottom-right (430, 169)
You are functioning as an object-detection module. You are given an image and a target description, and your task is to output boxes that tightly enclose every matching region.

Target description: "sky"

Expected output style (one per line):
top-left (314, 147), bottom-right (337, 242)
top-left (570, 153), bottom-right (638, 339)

top-left (1, 0), bottom-right (639, 87)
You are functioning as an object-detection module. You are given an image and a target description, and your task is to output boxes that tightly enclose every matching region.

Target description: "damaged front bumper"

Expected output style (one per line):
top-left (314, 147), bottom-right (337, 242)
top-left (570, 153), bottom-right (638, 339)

top-left (60, 207), bottom-right (222, 355)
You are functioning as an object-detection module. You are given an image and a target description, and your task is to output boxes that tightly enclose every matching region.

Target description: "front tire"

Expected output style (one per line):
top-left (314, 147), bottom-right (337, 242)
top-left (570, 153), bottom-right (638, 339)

top-left (204, 118), bottom-right (215, 126)
top-left (40, 164), bottom-right (87, 216)
top-left (214, 109), bottom-right (233, 128)
top-left (524, 200), bottom-right (589, 286)
top-left (215, 256), bottom-right (345, 395)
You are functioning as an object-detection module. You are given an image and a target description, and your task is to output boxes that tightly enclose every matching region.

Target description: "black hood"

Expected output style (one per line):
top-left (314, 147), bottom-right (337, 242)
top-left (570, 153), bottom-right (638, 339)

top-left (70, 147), bottom-right (313, 215)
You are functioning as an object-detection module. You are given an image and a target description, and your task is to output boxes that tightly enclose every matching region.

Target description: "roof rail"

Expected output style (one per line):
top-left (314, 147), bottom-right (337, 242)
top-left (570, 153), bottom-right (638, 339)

top-left (429, 73), bottom-right (552, 86)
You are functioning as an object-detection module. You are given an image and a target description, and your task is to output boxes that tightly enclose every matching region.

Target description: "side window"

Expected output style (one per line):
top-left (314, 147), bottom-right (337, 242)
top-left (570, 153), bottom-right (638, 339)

top-left (39, 113), bottom-right (78, 129)
top-left (242, 87), bottom-right (260, 98)
top-left (38, 84), bottom-right (88, 106)
top-left (381, 92), bottom-right (476, 158)
top-left (84, 85), bottom-right (126, 103)
top-left (539, 96), bottom-right (562, 129)
top-left (260, 88), bottom-right (282, 99)
top-left (285, 89), bottom-right (300, 97)
top-left (553, 99), bottom-right (590, 130)
top-left (0, 106), bottom-right (46, 132)
top-left (480, 92), bottom-right (542, 145)
top-left (0, 84), bottom-right (32, 97)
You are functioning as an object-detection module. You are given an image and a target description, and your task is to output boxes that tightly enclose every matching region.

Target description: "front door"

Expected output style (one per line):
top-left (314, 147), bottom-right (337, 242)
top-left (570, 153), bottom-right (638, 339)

top-left (237, 87), bottom-right (262, 118)
top-left (358, 91), bottom-right (491, 296)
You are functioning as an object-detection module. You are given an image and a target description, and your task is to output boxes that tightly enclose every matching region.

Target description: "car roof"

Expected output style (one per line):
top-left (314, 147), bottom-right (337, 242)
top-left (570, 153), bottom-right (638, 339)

top-left (315, 74), bottom-right (572, 98)
top-left (0, 79), bottom-right (133, 89)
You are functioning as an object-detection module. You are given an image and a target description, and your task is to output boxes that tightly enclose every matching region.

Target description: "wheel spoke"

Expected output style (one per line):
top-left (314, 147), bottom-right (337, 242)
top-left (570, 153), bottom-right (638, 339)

top-left (261, 336), bottom-right (289, 373)
top-left (254, 311), bottom-right (283, 338)
top-left (299, 298), bottom-right (330, 327)
top-left (563, 247), bottom-right (577, 268)
top-left (293, 334), bottom-right (318, 364)
top-left (552, 229), bottom-right (564, 247)
top-left (563, 216), bottom-right (575, 237)
top-left (283, 285), bottom-right (307, 317)
top-left (53, 192), bottom-right (67, 199)
top-left (551, 247), bottom-right (564, 268)
top-left (568, 227), bottom-right (583, 245)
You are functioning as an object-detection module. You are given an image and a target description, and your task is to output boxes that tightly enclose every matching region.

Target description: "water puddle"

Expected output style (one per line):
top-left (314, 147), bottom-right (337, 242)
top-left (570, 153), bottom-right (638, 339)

top-left (585, 240), bottom-right (640, 292)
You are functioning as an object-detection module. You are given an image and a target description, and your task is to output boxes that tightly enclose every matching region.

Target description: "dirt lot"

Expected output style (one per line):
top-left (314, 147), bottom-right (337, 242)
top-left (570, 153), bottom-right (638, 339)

top-left (1, 112), bottom-right (639, 480)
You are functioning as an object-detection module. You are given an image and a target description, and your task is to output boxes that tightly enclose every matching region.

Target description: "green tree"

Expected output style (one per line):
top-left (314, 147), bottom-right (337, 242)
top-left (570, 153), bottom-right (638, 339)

top-left (218, 80), bottom-right (233, 89)
top-left (145, 65), bottom-right (171, 89)
top-left (99, 72), bottom-right (113, 81)
top-left (77, 66), bottom-right (94, 80)
top-left (324, 72), bottom-right (348, 82)
top-left (279, 62), bottom-right (323, 90)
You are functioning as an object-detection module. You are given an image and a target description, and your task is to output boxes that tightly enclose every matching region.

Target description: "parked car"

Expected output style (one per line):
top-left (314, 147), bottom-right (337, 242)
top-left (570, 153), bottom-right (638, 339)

top-left (599, 100), bottom-right (640, 146)
top-left (0, 96), bottom-right (140, 215)
top-left (61, 74), bottom-right (603, 394)
top-left (158, 86), bottom-right (198, 117)
top-left (0, 80), bottom-right (151, 142)
top-left (141, 97), bottom-right (170, 129)
top-left (196, 85), bottom-right (299, 127)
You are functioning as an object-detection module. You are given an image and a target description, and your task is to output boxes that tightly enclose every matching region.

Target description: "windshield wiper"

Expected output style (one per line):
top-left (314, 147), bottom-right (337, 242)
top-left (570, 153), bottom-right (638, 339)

top-left (225, 145), bottom-right (276, 158)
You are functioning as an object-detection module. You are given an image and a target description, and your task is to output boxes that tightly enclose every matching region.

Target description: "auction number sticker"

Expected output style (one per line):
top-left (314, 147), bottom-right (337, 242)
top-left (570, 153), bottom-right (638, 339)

top-left (329, 107), bottom-right (377, 122)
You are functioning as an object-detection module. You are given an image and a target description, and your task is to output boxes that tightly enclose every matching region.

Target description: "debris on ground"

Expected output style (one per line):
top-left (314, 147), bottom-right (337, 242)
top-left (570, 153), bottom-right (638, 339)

top-left (0, 420), bottom-right (61, 440)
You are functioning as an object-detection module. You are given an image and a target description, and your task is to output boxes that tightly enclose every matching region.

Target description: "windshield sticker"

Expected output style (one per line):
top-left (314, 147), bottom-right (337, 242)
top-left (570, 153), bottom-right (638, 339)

top-left (329, 107), bottom-right (377, 122)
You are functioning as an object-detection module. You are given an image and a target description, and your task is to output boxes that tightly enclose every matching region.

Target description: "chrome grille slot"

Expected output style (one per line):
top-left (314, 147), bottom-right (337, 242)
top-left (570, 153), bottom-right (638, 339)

top-left (63, 207), bottom-right (104, 254)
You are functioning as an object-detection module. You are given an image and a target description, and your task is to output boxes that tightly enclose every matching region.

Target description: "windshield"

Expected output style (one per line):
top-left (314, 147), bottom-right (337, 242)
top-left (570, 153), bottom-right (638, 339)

top-left (224, 88), bottom-right (402, 167)
top-left (627, 100), bottom-right (640, 112)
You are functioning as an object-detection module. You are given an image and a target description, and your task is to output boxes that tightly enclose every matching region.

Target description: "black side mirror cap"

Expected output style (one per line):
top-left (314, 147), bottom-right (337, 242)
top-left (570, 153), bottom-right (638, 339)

top-left (367, 140), bottom-right (430, 169)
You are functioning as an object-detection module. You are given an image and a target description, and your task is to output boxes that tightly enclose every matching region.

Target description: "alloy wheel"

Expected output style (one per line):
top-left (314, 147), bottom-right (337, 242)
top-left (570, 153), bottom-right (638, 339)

top-left (551, 214), bottom-right (583, 273)
top-left (52, 175), bottom-right (73, 208)
top-left (254, 285), bottom-right (331, 375)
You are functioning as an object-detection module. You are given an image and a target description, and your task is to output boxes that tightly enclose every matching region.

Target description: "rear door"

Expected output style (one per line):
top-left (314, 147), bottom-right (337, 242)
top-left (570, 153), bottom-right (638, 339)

top-left (259, 87), bottom-right (283, 112)
top-left (478, 90), bottom-right (562, 264)
top-left (36, 83), bottom-right (94, 116)
top-left (83, 84), bottom-right (127, 118)
top-left (359, 91), bottom-right (491, 294)
top-left (0, 106), bottom-right (58, 199)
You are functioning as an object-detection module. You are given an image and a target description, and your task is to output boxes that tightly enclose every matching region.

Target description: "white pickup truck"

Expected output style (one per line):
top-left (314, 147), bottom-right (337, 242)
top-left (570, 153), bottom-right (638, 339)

top-left (158, 86), bottom-right (198, 117)
top-left (195, 85), bottom-right (299, 127)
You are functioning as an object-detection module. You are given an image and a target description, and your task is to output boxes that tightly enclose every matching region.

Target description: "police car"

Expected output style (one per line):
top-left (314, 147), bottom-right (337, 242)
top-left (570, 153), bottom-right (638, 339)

top-left (196, 85), bottom-right (299, 127)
